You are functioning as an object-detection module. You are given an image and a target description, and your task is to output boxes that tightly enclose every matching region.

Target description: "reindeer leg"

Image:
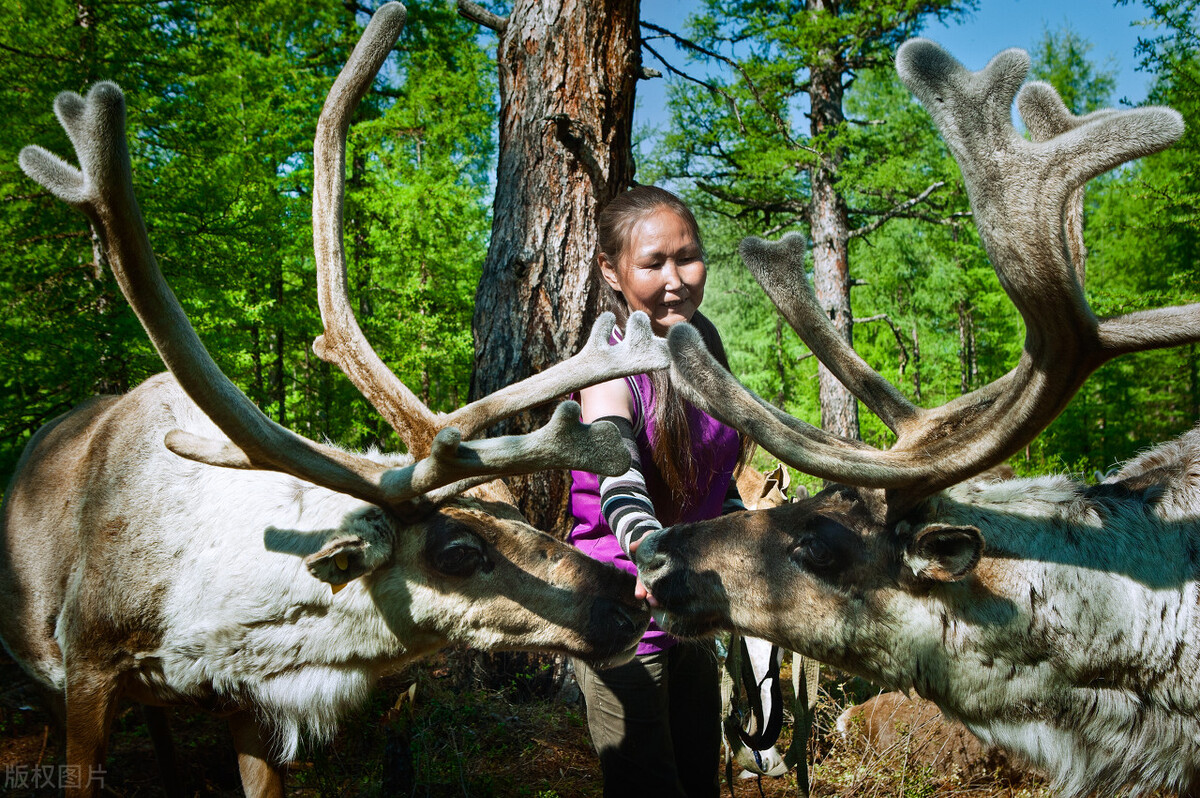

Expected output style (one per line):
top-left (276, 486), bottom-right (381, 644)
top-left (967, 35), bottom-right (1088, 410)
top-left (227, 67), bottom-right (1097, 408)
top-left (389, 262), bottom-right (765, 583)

top-left (228, 711), bottom-right (287, 798)
top-left (140, 704), bottom-right (186, 798)
top-left (63, 667), bottom-right (119, 798)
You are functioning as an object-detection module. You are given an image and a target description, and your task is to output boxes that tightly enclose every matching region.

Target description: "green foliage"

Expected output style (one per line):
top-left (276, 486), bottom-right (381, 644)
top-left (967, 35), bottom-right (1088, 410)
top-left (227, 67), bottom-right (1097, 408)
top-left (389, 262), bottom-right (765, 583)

top-left (1121, 0), bottom-right (1200, 234)
top-left (0, 0), bottom-right (494, 488)
top-left (1024, 3), bottom-right (1200, 474)
top-left (348, 7), bottom-right (495, 419)
top-left (1029, 25), bottom-right (1118, 113)
top-left (644, 0), bottom-right (979, 447)
top-left (646, 0), bottom-right (975, 223)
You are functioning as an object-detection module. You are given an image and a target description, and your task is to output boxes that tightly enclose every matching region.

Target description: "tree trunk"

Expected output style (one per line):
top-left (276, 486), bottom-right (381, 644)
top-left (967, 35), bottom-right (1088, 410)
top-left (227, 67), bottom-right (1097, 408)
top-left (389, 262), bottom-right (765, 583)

top-left (470, 0), bottom-right (640, 533)
top-left (272, 272), bottom-right (285, 427)
top-left (910, 322), bottom-right (922, 403)
top-left (774, 314), bottom-right (788, 406)
top-left (956, 299), bottom-right (970, 394)
top-left (807, 0), bottom-right (859, 441)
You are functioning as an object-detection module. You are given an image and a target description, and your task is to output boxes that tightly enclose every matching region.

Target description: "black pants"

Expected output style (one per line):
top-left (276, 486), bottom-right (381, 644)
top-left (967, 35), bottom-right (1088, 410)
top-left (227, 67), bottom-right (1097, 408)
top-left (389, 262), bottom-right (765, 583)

top-left (573, 640), bottom-right (721, 798)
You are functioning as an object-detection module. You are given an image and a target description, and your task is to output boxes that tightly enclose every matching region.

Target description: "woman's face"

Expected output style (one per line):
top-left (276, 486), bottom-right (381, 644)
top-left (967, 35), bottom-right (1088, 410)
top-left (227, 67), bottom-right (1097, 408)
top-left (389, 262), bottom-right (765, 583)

top-left (600, 207), bottom-right (707, 336)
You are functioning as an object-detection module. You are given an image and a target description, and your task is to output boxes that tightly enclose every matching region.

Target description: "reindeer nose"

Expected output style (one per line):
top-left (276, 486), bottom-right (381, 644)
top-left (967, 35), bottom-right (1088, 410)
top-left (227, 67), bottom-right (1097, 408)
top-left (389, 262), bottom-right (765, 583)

top-left (589, 595), bottom-right (649, 654)
top-left (592, 597), bottom-right (637, 636)
top-left (633, 529), bottom-right (668, 576)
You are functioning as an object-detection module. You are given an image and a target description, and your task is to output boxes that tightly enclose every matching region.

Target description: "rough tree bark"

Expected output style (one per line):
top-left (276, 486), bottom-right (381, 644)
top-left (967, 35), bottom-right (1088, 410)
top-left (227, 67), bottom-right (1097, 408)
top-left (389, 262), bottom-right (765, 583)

top-left (461, 0), bottom-right (641, 533)
top-left (807, 0), bottom-right (859, 441)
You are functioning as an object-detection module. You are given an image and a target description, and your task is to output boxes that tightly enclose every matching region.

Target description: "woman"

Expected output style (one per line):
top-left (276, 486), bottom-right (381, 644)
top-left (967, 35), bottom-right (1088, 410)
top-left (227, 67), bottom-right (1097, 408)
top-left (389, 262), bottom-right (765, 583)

top-left (569, 185), bottom-right (747, 798)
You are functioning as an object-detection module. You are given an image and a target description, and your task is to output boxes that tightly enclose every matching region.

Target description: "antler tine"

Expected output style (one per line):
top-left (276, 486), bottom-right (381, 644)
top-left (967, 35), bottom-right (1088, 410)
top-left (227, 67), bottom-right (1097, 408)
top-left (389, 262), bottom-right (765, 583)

top-left (1017, 83), bottom-right (1119, 286)
top-left (737, 234), bottom-right (920, 436)
top-left (884, 40), bottom-right (1194, 485)
top-left (896, 39), bottom-right (1183, 329)
top-left (310, 2), bottom-right (442, 457)
top-left (20, 82), bottom-right (402, 509)
top-left (165, 401), bottom-right (633, 508)
top-left (440, 311), bottom-right (669, 440)
top-left (309, 5), bottom-right (667, 460)
top-left (1013, 82), bottom-right (1200, 355)
top-left (667, 324), bottom-right (931, 488)
top-left (404, 401), bottom-right (632, 502)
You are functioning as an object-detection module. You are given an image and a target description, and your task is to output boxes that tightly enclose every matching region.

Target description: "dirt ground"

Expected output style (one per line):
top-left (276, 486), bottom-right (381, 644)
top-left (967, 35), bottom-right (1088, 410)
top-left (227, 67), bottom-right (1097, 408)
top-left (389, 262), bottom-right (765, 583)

top-left (0, 648), bottom-right (1052, 798)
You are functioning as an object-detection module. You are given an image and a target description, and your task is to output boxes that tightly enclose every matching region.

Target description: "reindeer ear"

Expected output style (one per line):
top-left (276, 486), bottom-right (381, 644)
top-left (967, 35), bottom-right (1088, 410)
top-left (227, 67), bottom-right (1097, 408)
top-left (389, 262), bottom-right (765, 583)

top-left (304, 507), bottom-right (394, 592)
top-left (761, 463), bottom-right (790, 505)
top-left (901, 523), bottom-right (983, 582)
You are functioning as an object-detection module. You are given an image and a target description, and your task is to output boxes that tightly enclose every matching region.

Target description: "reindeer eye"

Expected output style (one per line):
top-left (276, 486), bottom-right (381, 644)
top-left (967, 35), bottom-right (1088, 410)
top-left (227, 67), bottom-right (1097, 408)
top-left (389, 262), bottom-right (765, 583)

top-left (433, 540), bottom-right (485, 577)
top-left (794, 535), bottom-right (834, 571)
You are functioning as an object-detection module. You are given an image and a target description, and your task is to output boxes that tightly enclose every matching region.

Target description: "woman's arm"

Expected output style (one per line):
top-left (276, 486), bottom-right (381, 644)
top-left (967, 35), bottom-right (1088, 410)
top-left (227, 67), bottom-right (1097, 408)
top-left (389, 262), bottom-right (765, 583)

top-left (579, 379), bottom-right (661, 557)
top-left (579, 378), bottom-right (635, 423)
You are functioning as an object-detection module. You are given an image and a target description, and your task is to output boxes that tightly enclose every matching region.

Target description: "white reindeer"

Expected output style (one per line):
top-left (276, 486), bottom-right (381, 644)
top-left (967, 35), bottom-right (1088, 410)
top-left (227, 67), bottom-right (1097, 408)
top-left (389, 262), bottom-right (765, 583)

top-left (634, 39), bottom-right (1200, 798)
top-left (1, 6), bottom-right (660, 797)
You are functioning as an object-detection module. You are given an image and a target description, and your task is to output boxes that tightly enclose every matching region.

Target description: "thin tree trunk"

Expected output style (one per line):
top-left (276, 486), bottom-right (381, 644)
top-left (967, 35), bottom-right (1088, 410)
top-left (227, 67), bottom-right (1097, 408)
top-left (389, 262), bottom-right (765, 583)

top-left (470, 0), bottom-right (640, 533)
top-left (1190, 342), bottom-right (1198, 425)
top-left (251, 316), bottom-right (264, 406)
top-left (78, 0), bottom-right (129, 396)
top-left (910, 322), bottom-right (922, 403)
top-left (807, 0), bottom-right (858, 441)
top-left (272, 273), bottom-right (285, 426)
top-left (346, 150), bottom-right (387, 448)
top-left (957, 298), bottom-right (975, 395)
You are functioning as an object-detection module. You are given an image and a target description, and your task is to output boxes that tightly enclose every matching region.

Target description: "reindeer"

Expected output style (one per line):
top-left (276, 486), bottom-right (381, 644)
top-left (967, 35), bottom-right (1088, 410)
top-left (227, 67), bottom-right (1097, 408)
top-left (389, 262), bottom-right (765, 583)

top-left (836, 690), bottom-right (1024, 786)
top-left (2, 5), bottom-right (660, 796)
top-left (633, 38), bottom-right (1200, 798)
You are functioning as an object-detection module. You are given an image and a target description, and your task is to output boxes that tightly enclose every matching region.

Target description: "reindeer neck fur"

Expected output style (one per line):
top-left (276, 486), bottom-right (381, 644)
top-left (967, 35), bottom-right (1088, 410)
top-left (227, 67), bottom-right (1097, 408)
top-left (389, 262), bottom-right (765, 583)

top-left (142, 485), bottom-right (427, 755)
top-left (884, 465), bottom-right (1200, 796)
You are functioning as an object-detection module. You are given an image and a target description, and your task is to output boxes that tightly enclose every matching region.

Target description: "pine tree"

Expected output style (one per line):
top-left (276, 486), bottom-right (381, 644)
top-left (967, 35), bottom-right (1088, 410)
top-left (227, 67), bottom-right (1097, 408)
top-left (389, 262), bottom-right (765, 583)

top-left (644, 0), bottom-right (976, 441)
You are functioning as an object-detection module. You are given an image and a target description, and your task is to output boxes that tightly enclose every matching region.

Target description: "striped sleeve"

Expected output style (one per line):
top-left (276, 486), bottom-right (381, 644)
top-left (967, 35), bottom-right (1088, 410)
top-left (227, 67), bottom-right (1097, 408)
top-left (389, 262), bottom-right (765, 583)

top-left (596, 415), bottom-right (662, 556)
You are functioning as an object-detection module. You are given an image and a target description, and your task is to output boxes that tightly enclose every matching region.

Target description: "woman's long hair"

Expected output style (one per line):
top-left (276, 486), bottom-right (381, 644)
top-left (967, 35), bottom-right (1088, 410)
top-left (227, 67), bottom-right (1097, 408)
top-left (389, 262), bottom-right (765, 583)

top-left (596, 186), bottom-right (750, 512)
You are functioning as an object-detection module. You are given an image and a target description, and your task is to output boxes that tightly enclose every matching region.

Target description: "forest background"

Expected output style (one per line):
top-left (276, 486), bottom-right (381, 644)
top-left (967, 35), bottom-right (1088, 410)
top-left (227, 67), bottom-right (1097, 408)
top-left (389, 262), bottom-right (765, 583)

top-left (2, 0), bottom-right (1199, 501)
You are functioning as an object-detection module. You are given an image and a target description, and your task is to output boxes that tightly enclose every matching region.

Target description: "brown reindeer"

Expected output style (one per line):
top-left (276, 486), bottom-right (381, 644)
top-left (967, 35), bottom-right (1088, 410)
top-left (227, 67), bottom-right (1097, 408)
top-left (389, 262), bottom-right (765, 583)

top-left (836, 691), bottom-right (1026, 785)
top-left (634, 39), bottom-right (1200, 798)
top-left (2, 5), bottom-right (658, 797)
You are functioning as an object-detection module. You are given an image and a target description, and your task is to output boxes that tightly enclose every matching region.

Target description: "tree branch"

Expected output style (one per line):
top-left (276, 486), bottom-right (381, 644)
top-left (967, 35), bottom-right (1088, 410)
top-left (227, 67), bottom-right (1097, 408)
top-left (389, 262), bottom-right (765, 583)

top-left (761, 216), bottom-right (807, 237)
top-left (0, 41), bottom-right (78, 63)
top-left (640, 39), bottom-right (747, 135)
top-left (640, 21), bottom-right (811, 153)
top-left (696, 181), bottom-right (808, 217)
top-left (16, 230), bottom-right (91, 247)
top-left (457, 0), bottom-right (507, 33)
top-left (854, 314), bottom-right (909, 378)
top-left (848, 181), bottom-right (946, 240)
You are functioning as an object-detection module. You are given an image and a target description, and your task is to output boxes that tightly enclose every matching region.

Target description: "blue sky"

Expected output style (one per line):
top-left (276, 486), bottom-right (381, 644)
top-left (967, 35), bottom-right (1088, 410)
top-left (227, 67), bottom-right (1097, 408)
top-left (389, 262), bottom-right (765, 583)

top-left (926, 0), bottom-right (1152, 103)
top-left (634, 0), bottom-right (1160, 146)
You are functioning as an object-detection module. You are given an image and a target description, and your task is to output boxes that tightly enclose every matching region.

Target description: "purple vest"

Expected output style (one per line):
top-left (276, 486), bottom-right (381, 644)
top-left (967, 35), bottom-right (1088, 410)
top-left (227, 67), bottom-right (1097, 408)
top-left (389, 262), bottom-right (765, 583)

top-left (569, 370), bottom-right (741, 654)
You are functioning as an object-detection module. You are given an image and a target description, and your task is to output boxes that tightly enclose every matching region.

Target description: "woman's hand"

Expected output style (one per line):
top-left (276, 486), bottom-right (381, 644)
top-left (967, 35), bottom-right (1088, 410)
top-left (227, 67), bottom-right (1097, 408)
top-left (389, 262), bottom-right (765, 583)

top-left (628, 538), bottom-right (659, 607)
